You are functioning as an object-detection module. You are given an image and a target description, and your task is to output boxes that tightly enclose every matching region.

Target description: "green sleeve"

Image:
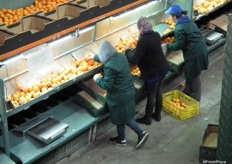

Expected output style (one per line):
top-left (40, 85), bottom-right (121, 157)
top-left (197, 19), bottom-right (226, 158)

top-left (96, 67), bottom-right (116, 91)
top-left (167, 29), bottom-right (185, 51)
top-left (94, 55), bottom-right (101, 63)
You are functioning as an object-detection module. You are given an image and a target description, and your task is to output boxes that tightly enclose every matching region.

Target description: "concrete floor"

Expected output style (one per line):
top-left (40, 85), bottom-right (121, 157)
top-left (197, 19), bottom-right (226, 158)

top-left (58, 45), bottom-right (225, 164)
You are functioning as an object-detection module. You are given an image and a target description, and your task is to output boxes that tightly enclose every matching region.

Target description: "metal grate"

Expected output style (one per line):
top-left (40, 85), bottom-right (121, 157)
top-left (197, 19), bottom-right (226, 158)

top-left (34, 129), bottom-right (90, 164)
top-left (33, 117), bottom-right (114, 164)
top-left (96, 117), bottom-right (113, 138)
top-left (56, 130), bottom-right (89, 161)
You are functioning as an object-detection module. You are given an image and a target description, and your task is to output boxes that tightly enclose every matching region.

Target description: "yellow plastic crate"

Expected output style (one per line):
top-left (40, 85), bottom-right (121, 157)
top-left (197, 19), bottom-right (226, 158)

top-left (163, 90), bottom-right (200, 120)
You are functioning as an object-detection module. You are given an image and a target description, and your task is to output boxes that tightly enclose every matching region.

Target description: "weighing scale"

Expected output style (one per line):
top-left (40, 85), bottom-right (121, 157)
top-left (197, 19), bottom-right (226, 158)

top-left (13, 114), bottom-right (69, 144)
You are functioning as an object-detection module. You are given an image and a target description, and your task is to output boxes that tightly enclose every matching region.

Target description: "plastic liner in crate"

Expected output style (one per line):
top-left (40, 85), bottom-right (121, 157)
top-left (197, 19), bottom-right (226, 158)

top-left (75, 90), bottom-right (106, 117)
top-left (199, 124), bottom-right (218, 163)
top-left (133, 75), bottom-right (146, 100)
top-left (162, 90), bottom-right (200, 120)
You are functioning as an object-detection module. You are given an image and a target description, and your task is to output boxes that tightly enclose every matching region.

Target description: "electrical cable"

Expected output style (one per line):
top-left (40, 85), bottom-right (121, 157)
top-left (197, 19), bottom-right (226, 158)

top-left (2, 64), bottom-right (18, 108)
top-left (4, 64), bottom-right (18, 91)
top-left (2, 64), bottom-right (20, 110)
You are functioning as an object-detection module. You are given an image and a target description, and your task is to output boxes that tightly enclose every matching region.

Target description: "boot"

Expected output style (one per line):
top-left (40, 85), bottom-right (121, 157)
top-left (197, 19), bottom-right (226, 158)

top-left (152, 113), bottom-right (161, 122)
top-left (136, 116), bottom-right (151, 125)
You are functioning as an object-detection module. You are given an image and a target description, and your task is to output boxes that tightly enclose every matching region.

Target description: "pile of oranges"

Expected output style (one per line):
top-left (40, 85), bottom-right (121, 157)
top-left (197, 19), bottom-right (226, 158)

top-left (6, 54), bottom-right (101, 108)
top-left (115, 33), bottom-right (139, 54)
top-left (131, 66), bottom-right (141, 76)
top-left (193, 0), bottom-right (229, 15)
top-left (162, 36), bottom-right (175, 44)
top-left (171, 98), bottom-right (188, 109)
top-left (161, 19), bottom-right (175, 29)
top-left (0, 0), bottom-right (68, 26)
top-left (160, 19), bottom-right (175, 35)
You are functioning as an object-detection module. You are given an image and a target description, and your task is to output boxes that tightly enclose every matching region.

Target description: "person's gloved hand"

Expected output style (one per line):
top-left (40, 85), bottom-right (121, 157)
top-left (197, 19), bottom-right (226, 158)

top-left (88, 52), bottom-right (95, 59)
top-left (124, 45), bottom-right (131, 52)
top-left (124, 49), bottom-right (136, 66)
top-left (93, 73), bottom-right (102, 81)
top-left (161, 44), bottom-right (167, 55)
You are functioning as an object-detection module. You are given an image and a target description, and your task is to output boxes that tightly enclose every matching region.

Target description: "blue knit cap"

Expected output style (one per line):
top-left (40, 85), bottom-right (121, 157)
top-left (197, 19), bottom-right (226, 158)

top-left (165, 5), bottom-right (182, 16)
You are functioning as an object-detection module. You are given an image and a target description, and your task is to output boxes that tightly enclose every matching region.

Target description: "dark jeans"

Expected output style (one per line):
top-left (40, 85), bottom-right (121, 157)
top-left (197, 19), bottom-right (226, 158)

top-left (144, 76), bottom-right (165, 121)
top-left (117, 119), bottom-right (143, 140)
top-left (184, 74), bottom-right (201, 101)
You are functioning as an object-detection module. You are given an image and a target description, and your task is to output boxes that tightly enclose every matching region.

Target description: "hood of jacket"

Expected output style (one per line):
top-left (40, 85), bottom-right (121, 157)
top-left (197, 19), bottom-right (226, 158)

top-left (98, 40), bottom-right (116, 64)
top-left (176, 16), bottom-right (191, 25)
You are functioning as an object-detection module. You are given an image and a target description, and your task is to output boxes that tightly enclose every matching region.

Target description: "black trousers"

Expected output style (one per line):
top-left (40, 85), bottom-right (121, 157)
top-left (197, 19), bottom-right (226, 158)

top-left (184, 74), bottom-right (201, 101)
top-left (144, 76), bottom-right (165, 121)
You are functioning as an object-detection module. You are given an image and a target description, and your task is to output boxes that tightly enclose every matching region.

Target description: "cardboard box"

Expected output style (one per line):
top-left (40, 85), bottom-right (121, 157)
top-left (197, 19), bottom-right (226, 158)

top-left (96, 0), bottom-right (112, 7)
top-left (199, 124), bottom-right (218, 163)
top-left (72, 0), bottom-right (111, 8)
top-left (209, 14), bottom-right (228, 33)
top-left (57, 3), bottom-right (87, 20)
top-left (0, 15), bottom-right (53, 34)
top-left (43, 3), bottom-right (87, 21)
top-left (0, 29), bottom-right (15, 46)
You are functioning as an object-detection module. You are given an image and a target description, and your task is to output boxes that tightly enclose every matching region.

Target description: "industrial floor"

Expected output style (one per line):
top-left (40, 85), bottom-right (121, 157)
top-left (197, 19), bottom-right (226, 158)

top-left (58, 45), bottom-right (225, 164)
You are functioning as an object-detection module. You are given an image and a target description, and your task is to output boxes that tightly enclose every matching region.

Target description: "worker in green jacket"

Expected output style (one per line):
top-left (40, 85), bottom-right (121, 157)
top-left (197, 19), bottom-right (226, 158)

top-left (93, 40), bottom-right (149, 149)
top-left (164, 5), bottom-right (208, 101)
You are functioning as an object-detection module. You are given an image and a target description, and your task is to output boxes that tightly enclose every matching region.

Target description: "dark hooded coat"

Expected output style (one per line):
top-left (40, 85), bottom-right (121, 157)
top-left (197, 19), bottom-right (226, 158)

top-left (94, 41), bottom-right (135, 125)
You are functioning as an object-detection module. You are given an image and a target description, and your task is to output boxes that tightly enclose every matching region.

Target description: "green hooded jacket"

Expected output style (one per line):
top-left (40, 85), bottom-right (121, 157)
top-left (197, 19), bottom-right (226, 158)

top-left (94, 41), bottom-right (135, 125)
top-left (167, 19), bottom-right (208, 79)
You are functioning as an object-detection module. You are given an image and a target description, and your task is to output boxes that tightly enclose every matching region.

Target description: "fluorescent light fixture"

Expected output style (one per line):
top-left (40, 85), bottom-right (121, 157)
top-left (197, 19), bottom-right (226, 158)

top-left (48, 35), bottom-right (72, 46)
top-left (111, 1), bottom-right (157, 20)
top-left (1, 55), bottom-right (22, 65)
top-left (48, 26), bottom-right (94, 46)
top-left (79, 26), bottom-right (94, 34)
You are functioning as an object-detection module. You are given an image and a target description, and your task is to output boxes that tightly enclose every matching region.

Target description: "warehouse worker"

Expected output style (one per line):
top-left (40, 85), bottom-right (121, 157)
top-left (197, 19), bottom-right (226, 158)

top-left (92, 40), bottom-right (149, 149)
top-left (125, 17), bottom-right (170, 125)
top-left (164, 5), bottom-right (208, 101)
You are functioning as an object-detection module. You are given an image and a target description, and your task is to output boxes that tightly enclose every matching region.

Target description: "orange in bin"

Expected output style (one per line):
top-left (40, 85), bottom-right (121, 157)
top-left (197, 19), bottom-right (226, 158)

top-left (163, 90), bottom-right (200, 120)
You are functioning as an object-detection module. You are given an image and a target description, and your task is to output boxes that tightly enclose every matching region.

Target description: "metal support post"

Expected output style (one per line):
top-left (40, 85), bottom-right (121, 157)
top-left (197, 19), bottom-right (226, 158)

top-left (0, 79), bottom-right (10, 156)
top-left (91, 124), bottom-right (97, 142)
top-left (217, 14), bottom-right (232, 162)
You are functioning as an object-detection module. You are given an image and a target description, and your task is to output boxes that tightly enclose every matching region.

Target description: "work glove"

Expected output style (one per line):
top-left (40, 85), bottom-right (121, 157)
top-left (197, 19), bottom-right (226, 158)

top-left (161, 44), bottom-right (167, 56)
top-left (93, 73), bottom-right (102, 82)
top-left (88, 52), bottom-right (95, 59)
top-left (85, 52), bottom-right (95, 61)
top-left (124, 45), bottom-right (131, 52)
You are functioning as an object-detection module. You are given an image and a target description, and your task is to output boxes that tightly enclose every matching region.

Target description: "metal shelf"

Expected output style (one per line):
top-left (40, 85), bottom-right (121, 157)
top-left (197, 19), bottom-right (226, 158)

top-left (0, 95), bottom-right (109, 164)
top-left (6, 66), bottom-right (103, 117)
top-left (194, 0), bottom-right (232, 21)
top-left (0, 151), bottom-right (15, 164)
